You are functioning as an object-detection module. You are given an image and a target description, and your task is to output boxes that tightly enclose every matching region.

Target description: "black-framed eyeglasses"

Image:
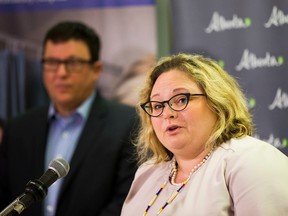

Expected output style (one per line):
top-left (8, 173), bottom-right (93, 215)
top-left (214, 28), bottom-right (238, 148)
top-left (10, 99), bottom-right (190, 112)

top-left (140, 93), bottom-right (206, 117)
top-left (41, 58), bottom-right (94, 73)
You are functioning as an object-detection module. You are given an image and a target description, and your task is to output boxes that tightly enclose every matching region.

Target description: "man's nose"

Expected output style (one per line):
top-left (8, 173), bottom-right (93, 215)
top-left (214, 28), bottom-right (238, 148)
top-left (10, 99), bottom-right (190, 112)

top-left (56, 63), bottom-right (69, 76)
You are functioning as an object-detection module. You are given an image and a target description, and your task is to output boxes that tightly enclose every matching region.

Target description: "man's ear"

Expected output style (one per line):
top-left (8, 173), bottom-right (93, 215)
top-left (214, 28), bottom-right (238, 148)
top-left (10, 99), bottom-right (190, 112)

top-left (92, 60), bottom-right (102, 79)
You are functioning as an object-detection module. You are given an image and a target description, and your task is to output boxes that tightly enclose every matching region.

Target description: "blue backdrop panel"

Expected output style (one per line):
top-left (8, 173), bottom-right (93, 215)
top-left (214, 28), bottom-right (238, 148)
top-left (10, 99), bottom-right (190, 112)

top-left (0, 0), bottom-right (155, 12)
top-left (170, 0), bottom-right (288, 155)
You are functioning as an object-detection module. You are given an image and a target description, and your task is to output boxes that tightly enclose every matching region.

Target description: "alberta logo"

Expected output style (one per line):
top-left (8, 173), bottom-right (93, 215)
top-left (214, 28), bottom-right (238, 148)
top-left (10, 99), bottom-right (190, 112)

top-left (254, 134), bottom-right (288, 149)
top-left (264, 134), bottom-right (288, 149)
top-left (235, 49), bottom-right (284, 71)
top-left (205, 12), bottom-right (251, 33)
top-left (268, 88), bottom-right (288, 110)
top-left (248, 98), bottom-right (256, 109)
top-left (264, 6), bottom-right (288, 28)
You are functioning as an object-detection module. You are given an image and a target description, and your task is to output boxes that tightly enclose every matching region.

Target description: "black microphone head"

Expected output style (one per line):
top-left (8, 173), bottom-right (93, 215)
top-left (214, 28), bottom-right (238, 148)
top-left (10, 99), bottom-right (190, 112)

top-left (20, 158), bottom-right (70, 206)
top-left (49, 158), bottom-right (70, 178)
top-left (12, 158), bottom-right (70, 212)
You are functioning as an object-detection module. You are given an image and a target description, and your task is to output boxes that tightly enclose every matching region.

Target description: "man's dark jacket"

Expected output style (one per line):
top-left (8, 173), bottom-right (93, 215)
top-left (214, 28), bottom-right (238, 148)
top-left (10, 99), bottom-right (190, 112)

top-left (0, 93), bottom-right (138, 216)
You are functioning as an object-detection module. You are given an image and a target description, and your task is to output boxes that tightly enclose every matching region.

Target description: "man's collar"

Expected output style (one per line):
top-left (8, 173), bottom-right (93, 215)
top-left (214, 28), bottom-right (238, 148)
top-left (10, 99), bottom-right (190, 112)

top-left (48, 91), bottom-right (96, 120)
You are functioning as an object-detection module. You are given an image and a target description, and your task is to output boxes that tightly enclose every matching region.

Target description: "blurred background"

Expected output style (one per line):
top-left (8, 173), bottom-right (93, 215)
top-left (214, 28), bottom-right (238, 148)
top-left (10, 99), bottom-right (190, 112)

top-left (0, 0), bottom-right (287, 155)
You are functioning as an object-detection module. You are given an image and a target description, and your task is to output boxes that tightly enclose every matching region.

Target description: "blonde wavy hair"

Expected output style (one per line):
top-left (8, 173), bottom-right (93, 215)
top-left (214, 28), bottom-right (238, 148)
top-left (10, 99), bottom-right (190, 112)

top-left (136, 53), bottom-right (254, 164)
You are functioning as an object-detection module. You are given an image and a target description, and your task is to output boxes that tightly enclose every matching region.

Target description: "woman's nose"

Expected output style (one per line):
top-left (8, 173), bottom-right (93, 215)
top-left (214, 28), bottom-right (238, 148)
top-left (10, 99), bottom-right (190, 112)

top-left (162, 104), bottom-right (177, 119)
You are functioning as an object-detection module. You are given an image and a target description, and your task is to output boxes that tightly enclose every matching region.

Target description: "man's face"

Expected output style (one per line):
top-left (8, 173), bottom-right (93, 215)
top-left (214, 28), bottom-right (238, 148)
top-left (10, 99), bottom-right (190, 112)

top-left (42, 39), bottom-right (101, 116)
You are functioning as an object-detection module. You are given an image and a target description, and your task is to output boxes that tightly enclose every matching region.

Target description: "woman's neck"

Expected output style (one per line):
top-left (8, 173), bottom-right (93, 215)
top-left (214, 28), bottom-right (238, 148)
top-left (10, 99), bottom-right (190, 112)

top-left (172, 148), bottom-right (212, 184)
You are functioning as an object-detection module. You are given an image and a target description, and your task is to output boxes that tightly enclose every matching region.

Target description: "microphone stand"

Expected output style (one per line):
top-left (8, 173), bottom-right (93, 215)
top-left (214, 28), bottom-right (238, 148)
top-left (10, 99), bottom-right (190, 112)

top-left (0, 194), bottom-right (25, 216)
top-left (0, 180), bottom-right (47, 216)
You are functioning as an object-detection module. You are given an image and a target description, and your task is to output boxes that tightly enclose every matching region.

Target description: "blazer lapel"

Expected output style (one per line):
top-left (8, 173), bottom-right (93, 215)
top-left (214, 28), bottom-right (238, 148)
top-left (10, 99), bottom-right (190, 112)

top-left (32, 107), bottom-right (50, 178)
top-left (58, 94), bottom-right (108, 198)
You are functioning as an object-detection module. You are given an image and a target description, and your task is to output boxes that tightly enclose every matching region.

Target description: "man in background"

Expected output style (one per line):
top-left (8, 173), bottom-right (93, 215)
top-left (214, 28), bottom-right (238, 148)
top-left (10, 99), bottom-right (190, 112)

top-left (0, 21), bottom-right (138, 216)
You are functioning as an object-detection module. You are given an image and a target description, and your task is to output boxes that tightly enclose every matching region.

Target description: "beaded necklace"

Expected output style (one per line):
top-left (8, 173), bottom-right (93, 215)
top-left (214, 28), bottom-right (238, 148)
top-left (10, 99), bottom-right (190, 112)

top-left (143, 150), bottom-right (213, 216)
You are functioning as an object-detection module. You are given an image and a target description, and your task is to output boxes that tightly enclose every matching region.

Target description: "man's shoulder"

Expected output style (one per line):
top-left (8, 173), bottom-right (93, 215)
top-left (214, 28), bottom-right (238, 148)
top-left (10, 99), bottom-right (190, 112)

top-left (94, 95), bottom-right (137, 116)
top-left (8, 106), bottom-right (49, 125)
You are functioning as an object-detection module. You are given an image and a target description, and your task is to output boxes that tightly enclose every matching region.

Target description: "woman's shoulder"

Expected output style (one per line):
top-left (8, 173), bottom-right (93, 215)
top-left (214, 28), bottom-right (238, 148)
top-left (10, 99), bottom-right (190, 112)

top-left (220, 135), bottom-right (286, 159)
top-left (215, 135), bottom-right (288, 173)
top-left (213, 136), bottom-right (288, 214)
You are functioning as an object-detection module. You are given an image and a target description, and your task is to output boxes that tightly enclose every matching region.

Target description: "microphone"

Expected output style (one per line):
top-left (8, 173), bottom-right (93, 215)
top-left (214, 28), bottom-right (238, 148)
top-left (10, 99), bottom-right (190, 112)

top-left (0, 158), bottom-right (70, 216)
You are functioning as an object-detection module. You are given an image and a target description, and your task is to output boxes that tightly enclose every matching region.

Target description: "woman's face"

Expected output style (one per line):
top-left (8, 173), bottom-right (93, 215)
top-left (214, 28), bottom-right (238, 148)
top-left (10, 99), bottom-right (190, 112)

top-left (150, 69), bottom-right (217, 159)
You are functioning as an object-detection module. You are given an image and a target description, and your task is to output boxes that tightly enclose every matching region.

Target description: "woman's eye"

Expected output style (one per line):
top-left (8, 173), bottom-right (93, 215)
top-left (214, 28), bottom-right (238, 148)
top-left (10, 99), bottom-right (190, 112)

top-left (177, 97), bottom-right (188, 104)
top-left (153, 104), bottom-right (163, 110)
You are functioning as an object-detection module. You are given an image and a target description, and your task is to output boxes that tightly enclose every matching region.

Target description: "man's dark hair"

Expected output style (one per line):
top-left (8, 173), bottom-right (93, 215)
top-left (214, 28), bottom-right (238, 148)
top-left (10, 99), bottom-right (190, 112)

top-left (43, 21), bottom-right (101, 62)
